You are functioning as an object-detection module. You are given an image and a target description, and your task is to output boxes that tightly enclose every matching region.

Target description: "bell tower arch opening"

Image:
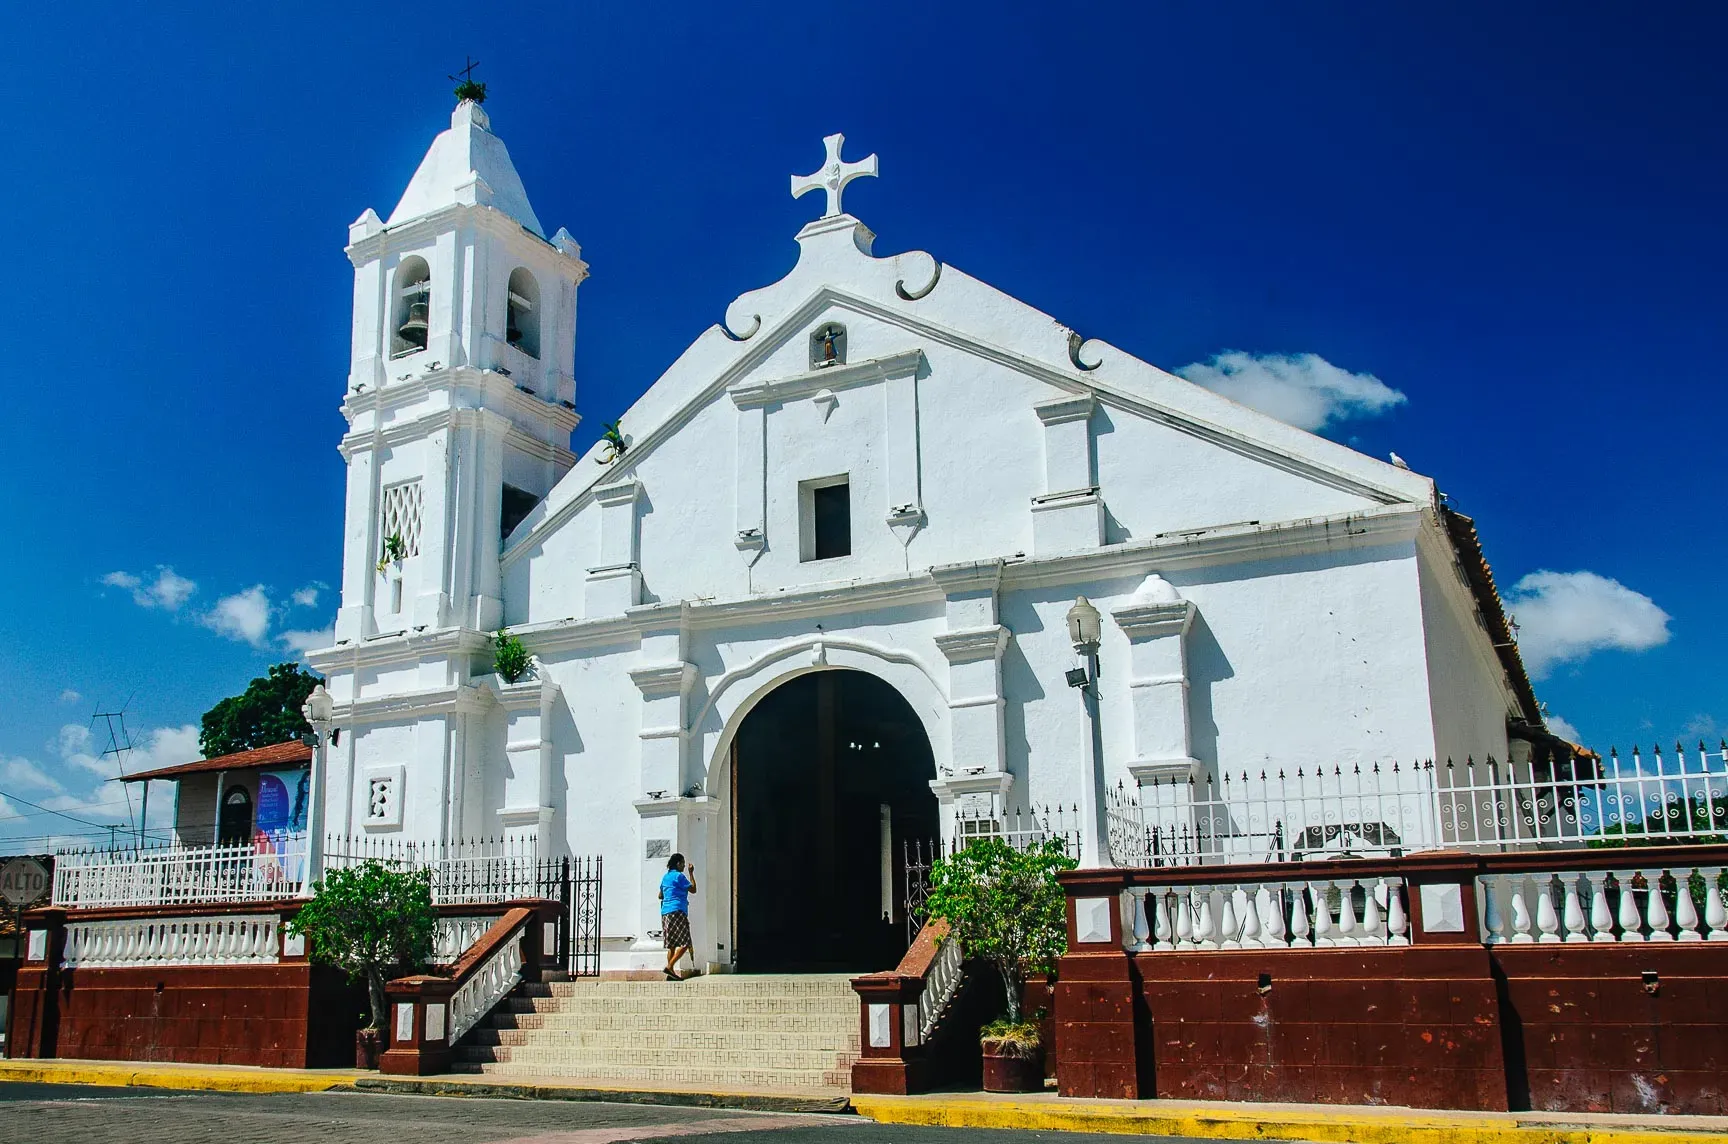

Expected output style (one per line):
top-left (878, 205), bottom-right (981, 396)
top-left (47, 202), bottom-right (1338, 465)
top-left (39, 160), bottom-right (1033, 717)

top-left (730, 669), bottom-right (938, 973)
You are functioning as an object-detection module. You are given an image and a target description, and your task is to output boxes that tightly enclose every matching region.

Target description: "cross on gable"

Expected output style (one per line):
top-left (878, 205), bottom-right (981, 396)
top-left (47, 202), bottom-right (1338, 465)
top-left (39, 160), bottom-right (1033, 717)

top-left (791, 133), bottom-right (878, 220)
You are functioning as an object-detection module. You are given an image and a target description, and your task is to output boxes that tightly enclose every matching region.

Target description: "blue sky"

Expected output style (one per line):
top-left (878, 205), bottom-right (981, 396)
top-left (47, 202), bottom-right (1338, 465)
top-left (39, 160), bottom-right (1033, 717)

top-left (1, 2), bottom-right (1722, 846)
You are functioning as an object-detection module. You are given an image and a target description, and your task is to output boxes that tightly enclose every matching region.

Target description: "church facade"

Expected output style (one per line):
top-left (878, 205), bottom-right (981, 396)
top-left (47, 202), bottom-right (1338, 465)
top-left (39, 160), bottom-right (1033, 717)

top-left (306, 100), bottom-right (1538, 975)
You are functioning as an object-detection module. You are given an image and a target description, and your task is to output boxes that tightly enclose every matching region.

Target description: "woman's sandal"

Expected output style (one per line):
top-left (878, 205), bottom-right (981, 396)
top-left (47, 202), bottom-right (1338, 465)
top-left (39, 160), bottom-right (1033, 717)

top-left (664, 969), bottom-right (680, 982)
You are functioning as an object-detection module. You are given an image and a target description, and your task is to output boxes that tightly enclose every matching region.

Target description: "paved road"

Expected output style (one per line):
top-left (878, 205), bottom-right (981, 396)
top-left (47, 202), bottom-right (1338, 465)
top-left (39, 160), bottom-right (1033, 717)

top-left (0, 1085), bottom-right (1235, 1144)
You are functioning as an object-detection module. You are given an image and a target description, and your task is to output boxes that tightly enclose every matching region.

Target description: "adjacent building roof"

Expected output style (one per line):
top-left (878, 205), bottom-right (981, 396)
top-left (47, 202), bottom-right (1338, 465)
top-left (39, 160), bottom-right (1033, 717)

top-left (121, 740), bottom-right (311, 783)
top-left (1440, 506), bottom-right (1543, 730)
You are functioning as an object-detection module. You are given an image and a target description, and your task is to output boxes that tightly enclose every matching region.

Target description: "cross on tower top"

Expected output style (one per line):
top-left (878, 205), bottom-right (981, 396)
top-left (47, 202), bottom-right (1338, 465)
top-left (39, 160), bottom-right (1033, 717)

top-left (791, 133), bottom-right (878, 220)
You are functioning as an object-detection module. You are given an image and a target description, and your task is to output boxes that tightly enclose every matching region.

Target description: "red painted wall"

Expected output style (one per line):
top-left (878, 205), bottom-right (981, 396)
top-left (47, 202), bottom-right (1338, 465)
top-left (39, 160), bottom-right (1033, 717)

top-left (1497, 945), bottom-right (1728, 1115)
top-left (1132, 946), bottom-right (1507, 1110)
top-left (10, 962), bottom-right (364, 1068)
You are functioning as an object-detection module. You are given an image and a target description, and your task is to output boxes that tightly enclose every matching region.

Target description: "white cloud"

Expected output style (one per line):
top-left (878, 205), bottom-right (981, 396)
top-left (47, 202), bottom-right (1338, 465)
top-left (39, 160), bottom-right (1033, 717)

top-left (1, 756), bottom-right (63, 793)
top-left (291, 584), bottom-right (321, 608)
top-left (202, 585), bottom-right (273, 646)
top-left (280, 626), bottom-right (334, 657)
top-left (0, 723), bottom-right (197, 848)
top-left (1683, 714), bottom-right (1720, 741)
top-left (1507, 570), bottom-right (1671, 679)
top-left (59, 688), bottom-right (81, 704)
top-left (1544, 713), bottom-right (1582, 744)
top-left (1176, 351), bottom-right (1407, 433)
top-left (53, 721), bottom-right (199, 783)
top-left (104, 566), bottom-right (197, 610)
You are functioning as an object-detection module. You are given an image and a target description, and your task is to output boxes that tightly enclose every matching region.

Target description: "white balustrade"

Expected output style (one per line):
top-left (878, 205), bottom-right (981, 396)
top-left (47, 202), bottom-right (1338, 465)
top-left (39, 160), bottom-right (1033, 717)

top-left (447, 927), bottom-right (524, 1046)
top-left (1125, 876), bottom-right (1409, 952)
top-left (434, 916), bottom-right (499, 964)
top-left (1476, 866), bottom-right (1728, 944)
top-left (917, 932), bottom-right (966, 1041)
top-left (61, 915), bottom-right (280, 968)
top-left (53, 835), bottom-right (308, 909)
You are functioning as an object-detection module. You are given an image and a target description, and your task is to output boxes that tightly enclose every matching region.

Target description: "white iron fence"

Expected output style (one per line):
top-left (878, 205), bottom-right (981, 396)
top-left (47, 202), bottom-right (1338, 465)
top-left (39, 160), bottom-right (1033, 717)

top-left (322, 832), bottom-right (558, 906)
top-left (1108, 743), bottom-right (1728, 868)
top-left (52, 834), bottom-right (308, 908)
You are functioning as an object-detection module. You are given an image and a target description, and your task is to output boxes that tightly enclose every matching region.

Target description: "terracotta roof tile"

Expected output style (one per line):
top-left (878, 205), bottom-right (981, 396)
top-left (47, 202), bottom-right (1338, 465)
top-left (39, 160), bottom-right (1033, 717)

top-left (122, 740), bottom-right (311, 783)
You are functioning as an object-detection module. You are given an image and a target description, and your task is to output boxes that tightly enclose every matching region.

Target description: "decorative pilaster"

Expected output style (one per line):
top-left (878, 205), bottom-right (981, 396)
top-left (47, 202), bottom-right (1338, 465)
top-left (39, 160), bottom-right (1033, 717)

top-left (491, 671), bottom-right (562, 845)
top-left (1111, 575), bottom-right (1199, 784)
top-left (928, 561), bottom-right (1014, 832)
top-left (585, 478), bottom-right (642, 616)
top-left (1030, 393), bottom-right (1103, 553)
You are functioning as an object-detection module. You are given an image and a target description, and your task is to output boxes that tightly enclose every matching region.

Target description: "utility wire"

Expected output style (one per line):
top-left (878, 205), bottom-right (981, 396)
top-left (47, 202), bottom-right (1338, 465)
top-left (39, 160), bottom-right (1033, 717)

top-left (0, 789), bottom-right (122, 830)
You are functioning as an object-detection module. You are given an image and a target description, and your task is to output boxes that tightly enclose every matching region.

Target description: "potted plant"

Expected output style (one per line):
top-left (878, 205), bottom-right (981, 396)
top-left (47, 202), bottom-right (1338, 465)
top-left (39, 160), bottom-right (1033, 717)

top-left (924, 835), bottom-right (1075, 1092)
top-left (285, 861), bottom-right (438, 1069)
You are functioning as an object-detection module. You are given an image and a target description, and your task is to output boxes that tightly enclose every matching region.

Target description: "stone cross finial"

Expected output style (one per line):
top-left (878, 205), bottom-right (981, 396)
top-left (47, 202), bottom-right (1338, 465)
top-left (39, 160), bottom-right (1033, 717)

top-left (791, 133), bottom-right (878, 219)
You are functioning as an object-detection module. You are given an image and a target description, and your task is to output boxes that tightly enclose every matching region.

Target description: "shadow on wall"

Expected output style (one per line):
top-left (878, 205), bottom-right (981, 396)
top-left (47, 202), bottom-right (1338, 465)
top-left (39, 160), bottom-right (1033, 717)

top-left (1183, 607), bottom-right (1233, 776)
top-left (998, 596), bottom-right (1047, 789)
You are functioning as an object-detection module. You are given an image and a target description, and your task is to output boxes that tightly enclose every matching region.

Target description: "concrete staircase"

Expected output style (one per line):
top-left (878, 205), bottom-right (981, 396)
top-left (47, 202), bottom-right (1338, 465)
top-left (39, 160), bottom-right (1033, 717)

top-left (454, 974), bottom-right (860, 1093)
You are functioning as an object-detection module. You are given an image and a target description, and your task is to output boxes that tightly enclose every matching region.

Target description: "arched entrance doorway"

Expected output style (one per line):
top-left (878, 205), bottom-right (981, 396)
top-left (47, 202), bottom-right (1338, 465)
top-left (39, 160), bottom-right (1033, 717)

top-left (731, 669), bottom-right (939, 973)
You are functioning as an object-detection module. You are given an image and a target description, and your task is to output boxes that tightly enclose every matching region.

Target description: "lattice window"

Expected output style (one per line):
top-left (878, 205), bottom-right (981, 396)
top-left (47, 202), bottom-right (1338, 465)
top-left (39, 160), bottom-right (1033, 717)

top-left (380, 481), bottom-right (423, 560)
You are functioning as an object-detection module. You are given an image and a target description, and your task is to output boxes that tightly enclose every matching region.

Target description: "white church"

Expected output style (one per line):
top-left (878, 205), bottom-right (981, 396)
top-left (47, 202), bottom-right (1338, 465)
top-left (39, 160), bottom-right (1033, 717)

top-left (305, 97), bottom-right (1546, 975)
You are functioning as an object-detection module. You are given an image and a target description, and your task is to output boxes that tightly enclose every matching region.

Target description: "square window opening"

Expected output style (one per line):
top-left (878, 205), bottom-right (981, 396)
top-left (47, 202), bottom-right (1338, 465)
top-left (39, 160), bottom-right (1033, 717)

top-left (801, 476), bottom-right (851, 562)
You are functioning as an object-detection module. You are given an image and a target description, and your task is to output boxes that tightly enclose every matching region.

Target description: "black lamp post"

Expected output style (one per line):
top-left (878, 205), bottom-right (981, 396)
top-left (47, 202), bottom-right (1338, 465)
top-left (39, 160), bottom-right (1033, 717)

top-left (1066, 596), bottom-right (1106, 867)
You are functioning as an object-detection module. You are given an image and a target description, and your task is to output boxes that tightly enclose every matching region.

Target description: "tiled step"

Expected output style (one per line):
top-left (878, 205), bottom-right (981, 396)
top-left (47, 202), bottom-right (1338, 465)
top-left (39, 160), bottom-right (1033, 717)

top-left (469, 1027), bottom-right (859, 1053)
top-left (546, 975), bottom-right (856, 998)
top-left (459, 1043), bottom-right (857, 1072)
top-left (460, 973), bottom-right (861, 1093)
top-left (491, 1010), bottom-right (855, 1035)
top-left (449, 1060), bottom-right (855, 1091)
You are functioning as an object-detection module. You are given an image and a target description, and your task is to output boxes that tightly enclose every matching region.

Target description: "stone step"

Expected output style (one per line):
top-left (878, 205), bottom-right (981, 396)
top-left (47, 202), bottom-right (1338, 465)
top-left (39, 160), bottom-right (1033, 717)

top-left (468, 1026), bottom-right (861, 1053)
top-left (490, 1010), bottom-right (857, 1035)
top-left (506, 995), bottom-right (858, 1017)
top-left (545, 976), bottom-right (858, 999)
top-left (449, 1059), bottom-right (853, 1092)
top-left (459, 1043), bottom-right (856, 1073)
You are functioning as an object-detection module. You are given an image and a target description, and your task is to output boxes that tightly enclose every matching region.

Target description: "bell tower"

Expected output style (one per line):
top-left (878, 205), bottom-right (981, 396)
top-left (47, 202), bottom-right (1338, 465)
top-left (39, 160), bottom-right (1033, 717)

top-left (333, 96), bottom-right (586, 643)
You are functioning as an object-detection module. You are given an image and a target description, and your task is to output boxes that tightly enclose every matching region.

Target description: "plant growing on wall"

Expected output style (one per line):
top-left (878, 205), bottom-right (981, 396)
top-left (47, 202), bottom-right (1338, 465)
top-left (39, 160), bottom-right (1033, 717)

top-left (598, 421), bottom-right (627, 464)
top-left (493, 628), bottom-right (531, 683)
top-left (376, 532), bottom-right (407, 572)
top-left (924, 835), bottom-right (1074, 1032)
top-left (286, 861), bottom-right (437, 1032)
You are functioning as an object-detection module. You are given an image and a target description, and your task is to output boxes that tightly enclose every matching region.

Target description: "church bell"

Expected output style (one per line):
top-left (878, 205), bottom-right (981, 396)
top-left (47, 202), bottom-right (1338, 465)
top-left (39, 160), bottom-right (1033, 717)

top-left (398, 302), bottom-right (429, 350)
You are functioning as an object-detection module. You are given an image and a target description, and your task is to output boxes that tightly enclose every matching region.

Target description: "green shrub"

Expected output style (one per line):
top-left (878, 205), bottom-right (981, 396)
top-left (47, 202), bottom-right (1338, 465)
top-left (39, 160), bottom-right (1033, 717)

top-left (924, 836), bottom-right (1075, 1030)
top-left (286, 862), bottom-right (437, 1031)
top-left (494, 628), bottom-right (531, 684)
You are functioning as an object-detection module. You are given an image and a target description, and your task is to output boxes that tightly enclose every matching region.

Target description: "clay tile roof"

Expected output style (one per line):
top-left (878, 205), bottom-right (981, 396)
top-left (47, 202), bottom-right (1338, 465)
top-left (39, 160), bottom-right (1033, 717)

top-left (1440, 506), bottom-right (1542, 729)
top-left (121, 740), bottom-right (312, 783)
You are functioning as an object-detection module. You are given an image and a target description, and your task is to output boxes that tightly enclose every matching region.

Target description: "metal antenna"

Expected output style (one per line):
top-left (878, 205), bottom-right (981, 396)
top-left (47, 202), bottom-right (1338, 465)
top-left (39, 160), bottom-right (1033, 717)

top-left (91, 694), bottom-right (139, 846)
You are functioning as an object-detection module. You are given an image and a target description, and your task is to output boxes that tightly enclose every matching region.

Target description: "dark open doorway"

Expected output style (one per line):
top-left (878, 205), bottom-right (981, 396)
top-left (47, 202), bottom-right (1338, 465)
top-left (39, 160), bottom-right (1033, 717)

top-left (732, 669), bottom-right (939, 973)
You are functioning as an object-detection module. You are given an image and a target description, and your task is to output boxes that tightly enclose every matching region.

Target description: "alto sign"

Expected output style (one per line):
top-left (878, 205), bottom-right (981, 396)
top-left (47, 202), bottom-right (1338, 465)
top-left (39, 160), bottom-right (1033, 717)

top-left (0, 857), bottom-right (50, 907)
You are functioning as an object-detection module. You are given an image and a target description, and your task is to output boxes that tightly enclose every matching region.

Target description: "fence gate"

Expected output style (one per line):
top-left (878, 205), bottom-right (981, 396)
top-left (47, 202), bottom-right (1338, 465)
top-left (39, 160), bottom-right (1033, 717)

top-left (901, 838), bottom-right (939, 945)
top-left (563, 854), bottom-right (603, 977)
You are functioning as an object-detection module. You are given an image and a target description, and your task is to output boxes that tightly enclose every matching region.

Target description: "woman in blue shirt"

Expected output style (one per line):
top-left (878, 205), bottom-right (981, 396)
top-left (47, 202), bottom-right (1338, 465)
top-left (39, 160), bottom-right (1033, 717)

top-left (659, 853), bottom-right (697, 981)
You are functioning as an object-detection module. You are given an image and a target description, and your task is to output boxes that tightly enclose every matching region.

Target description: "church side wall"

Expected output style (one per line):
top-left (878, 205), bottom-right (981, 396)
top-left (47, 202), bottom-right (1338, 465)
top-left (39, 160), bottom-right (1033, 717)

top-left (1003, 539), bottom-right (1437, 816)
top-left (1415, 532), bottom-right (1514, 768)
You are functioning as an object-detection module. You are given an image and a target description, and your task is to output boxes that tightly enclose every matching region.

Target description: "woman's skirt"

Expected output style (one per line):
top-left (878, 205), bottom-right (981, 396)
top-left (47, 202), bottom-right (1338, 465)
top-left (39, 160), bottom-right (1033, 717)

top-left (662, 909), bottom-right (691, 949)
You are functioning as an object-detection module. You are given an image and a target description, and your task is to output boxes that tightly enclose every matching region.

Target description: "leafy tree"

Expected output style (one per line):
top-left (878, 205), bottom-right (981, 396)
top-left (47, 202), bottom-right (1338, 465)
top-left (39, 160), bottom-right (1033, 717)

top-left (924, 836), bottom-right (1075, 1027)
top-left (199, 662), bottom-right (322, 758)
top-left (286, 861), bottom-right (438, 1031)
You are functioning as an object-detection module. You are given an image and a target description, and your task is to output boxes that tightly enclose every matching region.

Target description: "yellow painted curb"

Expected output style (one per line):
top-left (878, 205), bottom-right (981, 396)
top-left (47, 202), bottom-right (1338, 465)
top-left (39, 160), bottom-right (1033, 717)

top-left (0, 1060), bottom-right (360, 1095)
top-left (850, 1096), bottom-right (1728, 1144)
